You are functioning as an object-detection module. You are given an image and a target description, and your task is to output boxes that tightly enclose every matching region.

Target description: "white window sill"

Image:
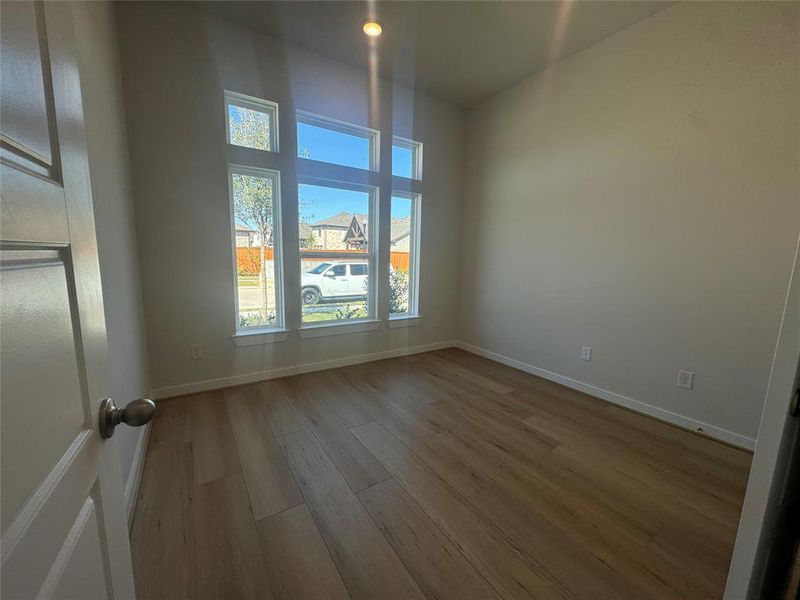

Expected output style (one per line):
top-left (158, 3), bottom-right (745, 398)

top-left (232, 328), bottom-right (290, 347)
top-left (388, 315), bottom-right (421, 328)
top-left (298, 319), bottom-right (381, 339)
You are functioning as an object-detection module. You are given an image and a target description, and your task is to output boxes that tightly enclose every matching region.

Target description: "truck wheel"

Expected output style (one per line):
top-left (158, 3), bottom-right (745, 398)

top-left (302, 287), bottom-right (321, 305)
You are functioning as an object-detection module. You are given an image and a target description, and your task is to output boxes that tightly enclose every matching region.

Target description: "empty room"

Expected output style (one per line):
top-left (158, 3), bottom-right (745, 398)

top-left (1, 1), bottom-right (799, 598)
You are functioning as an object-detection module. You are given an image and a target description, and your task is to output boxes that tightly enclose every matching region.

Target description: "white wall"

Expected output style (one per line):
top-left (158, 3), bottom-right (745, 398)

top-left (115, 3), bottom-right (464, 396)
top-left (460, 1), bottom-right (800, 444)
top-left (72, 2), bottom-right (150, 493)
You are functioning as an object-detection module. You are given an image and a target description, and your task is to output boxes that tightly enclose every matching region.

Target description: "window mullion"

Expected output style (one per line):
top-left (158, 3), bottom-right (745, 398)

top-left (376, 123), bottom-right (394, 325)
top-left (278, 100), bottom-right (303, 333)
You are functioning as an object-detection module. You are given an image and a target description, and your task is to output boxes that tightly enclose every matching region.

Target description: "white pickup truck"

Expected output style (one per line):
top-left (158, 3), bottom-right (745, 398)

top-left (301, 261), bottom-right (368, 305)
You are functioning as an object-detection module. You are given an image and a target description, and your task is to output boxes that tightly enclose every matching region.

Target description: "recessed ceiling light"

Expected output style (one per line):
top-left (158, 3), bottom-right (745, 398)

top-left (362, 20), bottom-right (383, 37)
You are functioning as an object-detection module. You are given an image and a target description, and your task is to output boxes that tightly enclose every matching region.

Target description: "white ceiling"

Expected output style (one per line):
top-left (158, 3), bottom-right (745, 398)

top-left (200, 1), bottom-right (675, 107)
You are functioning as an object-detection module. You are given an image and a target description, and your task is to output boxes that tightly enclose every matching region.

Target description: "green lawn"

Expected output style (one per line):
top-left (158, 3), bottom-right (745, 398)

top-left (237, 275), bottom-right (260, 287)
top-left (302, 302), bottom-right (368, 323)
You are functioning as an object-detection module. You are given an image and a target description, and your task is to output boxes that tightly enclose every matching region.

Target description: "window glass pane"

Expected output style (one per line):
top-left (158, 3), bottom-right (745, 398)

top-left (392, 137), bottom-right (422, 179)
top-left (392, 144), bottom-right (413, 178)
top-left (227, 98), bottom-right (275, 151)
top-left (299, 182), bottom-right (372, 323)
top-left (232, 171), bottom-right (279, 329)
top-left (390, 194), bottom-right (415, 315)
top-left (297, 116), bottom-right (374, 170)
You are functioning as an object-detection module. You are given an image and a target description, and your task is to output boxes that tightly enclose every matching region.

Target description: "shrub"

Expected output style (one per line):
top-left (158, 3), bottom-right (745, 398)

top-left (239, 311), bottom-right (276, 328)
top-left (389, 269), bottom-right (409, 314)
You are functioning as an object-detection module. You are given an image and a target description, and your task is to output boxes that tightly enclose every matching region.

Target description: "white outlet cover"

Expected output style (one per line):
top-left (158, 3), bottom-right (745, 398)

top-left (677, 370), bottom-right (694, 389)
top-left (581, 346), bottom-right (592, 361)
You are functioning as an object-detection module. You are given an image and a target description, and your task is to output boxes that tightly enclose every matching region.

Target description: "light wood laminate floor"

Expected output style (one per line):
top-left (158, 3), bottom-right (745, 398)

top-left (131, 348), bottom-right (752, 600)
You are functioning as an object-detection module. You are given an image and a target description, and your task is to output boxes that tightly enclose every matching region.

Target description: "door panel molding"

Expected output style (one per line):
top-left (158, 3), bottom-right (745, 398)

top-left (37, 497), bottom-right (103, 599)
top-left (0, 0), bottom-right (61, 181)
top-left (1, 431), bottom-right (99, 599)
top-left (1, 430), bottom-right (93, 561)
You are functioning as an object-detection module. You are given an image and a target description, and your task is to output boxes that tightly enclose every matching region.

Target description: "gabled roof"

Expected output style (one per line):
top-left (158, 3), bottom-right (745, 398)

top-left (390, 217), bottom-right (410, 243)
top-left (312, 212), bottom-right (410, 242)
top-left (310, 211), bottom-right (354, 228)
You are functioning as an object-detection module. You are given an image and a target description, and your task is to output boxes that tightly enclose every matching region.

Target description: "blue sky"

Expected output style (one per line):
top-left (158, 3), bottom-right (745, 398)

top-left (299, 184), bottom-right (368, 222)
top-left (299, 184), bottom-right (411, 222)
top-left (297, 122), bottom-right (370, 169)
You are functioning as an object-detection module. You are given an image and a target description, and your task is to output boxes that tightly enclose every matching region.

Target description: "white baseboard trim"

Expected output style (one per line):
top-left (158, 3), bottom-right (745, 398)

top-left (455, 341), bottom-right (756, 451)
top-left (146, 336), bottom-right (755, 450)
top-left (150, 340), bottom-right (458, 400)
top-left (124, 422), bottom-right (151, 529)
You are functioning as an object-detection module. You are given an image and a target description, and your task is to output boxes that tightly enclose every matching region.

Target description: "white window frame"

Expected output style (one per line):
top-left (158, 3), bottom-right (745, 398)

top-left (297, 176), bottom-right (380, 335)
top-left (389, 191), bottom-right (421, 321)
top-left (296, 110), bottom-right (380, 172)
top-left (225, 90), bottom-right (280, 153)
top-left (228, 164), bottom-right (286, 339)
top-left (392, 136), bottom-right (423, 180)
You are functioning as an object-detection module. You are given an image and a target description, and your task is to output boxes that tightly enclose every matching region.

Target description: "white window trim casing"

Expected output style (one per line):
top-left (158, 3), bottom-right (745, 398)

top-left (228, 164), bottom-right (286, 338)
top-left (297, 110), bottom-right (380, 172)
top-left (225, 90), bottom-right (280, 153)
top-left (232, 328), bottom-right (290, 346)
top-left (390, 190), bottom-right (421, 320)
top-left (388, 315), bottom-right (421, 328)
top-left (297, 319), bottom-right (381, 339)
top-left (297, 176), bottom-right (381, 335)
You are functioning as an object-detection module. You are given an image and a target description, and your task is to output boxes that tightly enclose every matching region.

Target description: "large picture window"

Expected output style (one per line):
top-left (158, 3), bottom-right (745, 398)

top-left (229, 166), bottom-right (284, 332)
top-left (298, 181), bottom-right (377, 324)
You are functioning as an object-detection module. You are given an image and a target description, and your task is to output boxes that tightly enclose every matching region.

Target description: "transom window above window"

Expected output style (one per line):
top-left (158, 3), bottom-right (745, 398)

top-left (225, 90), bottom-right (278, 152)
top-left (392, 136), bottom-right (422, 180)
top-left (297, 111), bottom-right (379, 171)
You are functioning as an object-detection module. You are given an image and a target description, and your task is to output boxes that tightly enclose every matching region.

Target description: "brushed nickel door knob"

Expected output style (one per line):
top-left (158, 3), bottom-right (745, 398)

top-left (99, 397), bottom-right (156, 439)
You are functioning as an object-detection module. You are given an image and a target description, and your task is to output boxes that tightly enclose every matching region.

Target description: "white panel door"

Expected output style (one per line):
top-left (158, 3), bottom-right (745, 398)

top-left (1, 2), bottom-right (137, 598)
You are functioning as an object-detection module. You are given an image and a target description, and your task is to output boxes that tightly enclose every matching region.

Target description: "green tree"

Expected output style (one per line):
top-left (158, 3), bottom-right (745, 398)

top-left (230, 106), bottom-right (270, 150)
top-left (233, 173), bottom-right (273, 320)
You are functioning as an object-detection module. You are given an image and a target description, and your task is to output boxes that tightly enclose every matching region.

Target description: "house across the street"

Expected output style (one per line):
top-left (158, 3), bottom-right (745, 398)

top-left (306, 212), bottom-right (410, 251)
top-left (234, 223), bottom-right (260, 247)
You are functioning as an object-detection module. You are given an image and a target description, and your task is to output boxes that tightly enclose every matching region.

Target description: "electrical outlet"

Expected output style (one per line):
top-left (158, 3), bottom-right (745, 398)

top-left (581, 346), bottom-right (592, 361)
top-left (190, 343), bottom-right (204, 360)
top-left (677, 370), bottom-right (694, 390)
top-left (432, 316), bottom-right (441, 328)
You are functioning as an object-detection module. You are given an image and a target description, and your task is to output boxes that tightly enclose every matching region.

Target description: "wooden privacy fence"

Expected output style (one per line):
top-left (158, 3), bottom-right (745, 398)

top-left (236, 247), bottom-right (410, 275)
top-left (390, 251), bottom-right (410, 272)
